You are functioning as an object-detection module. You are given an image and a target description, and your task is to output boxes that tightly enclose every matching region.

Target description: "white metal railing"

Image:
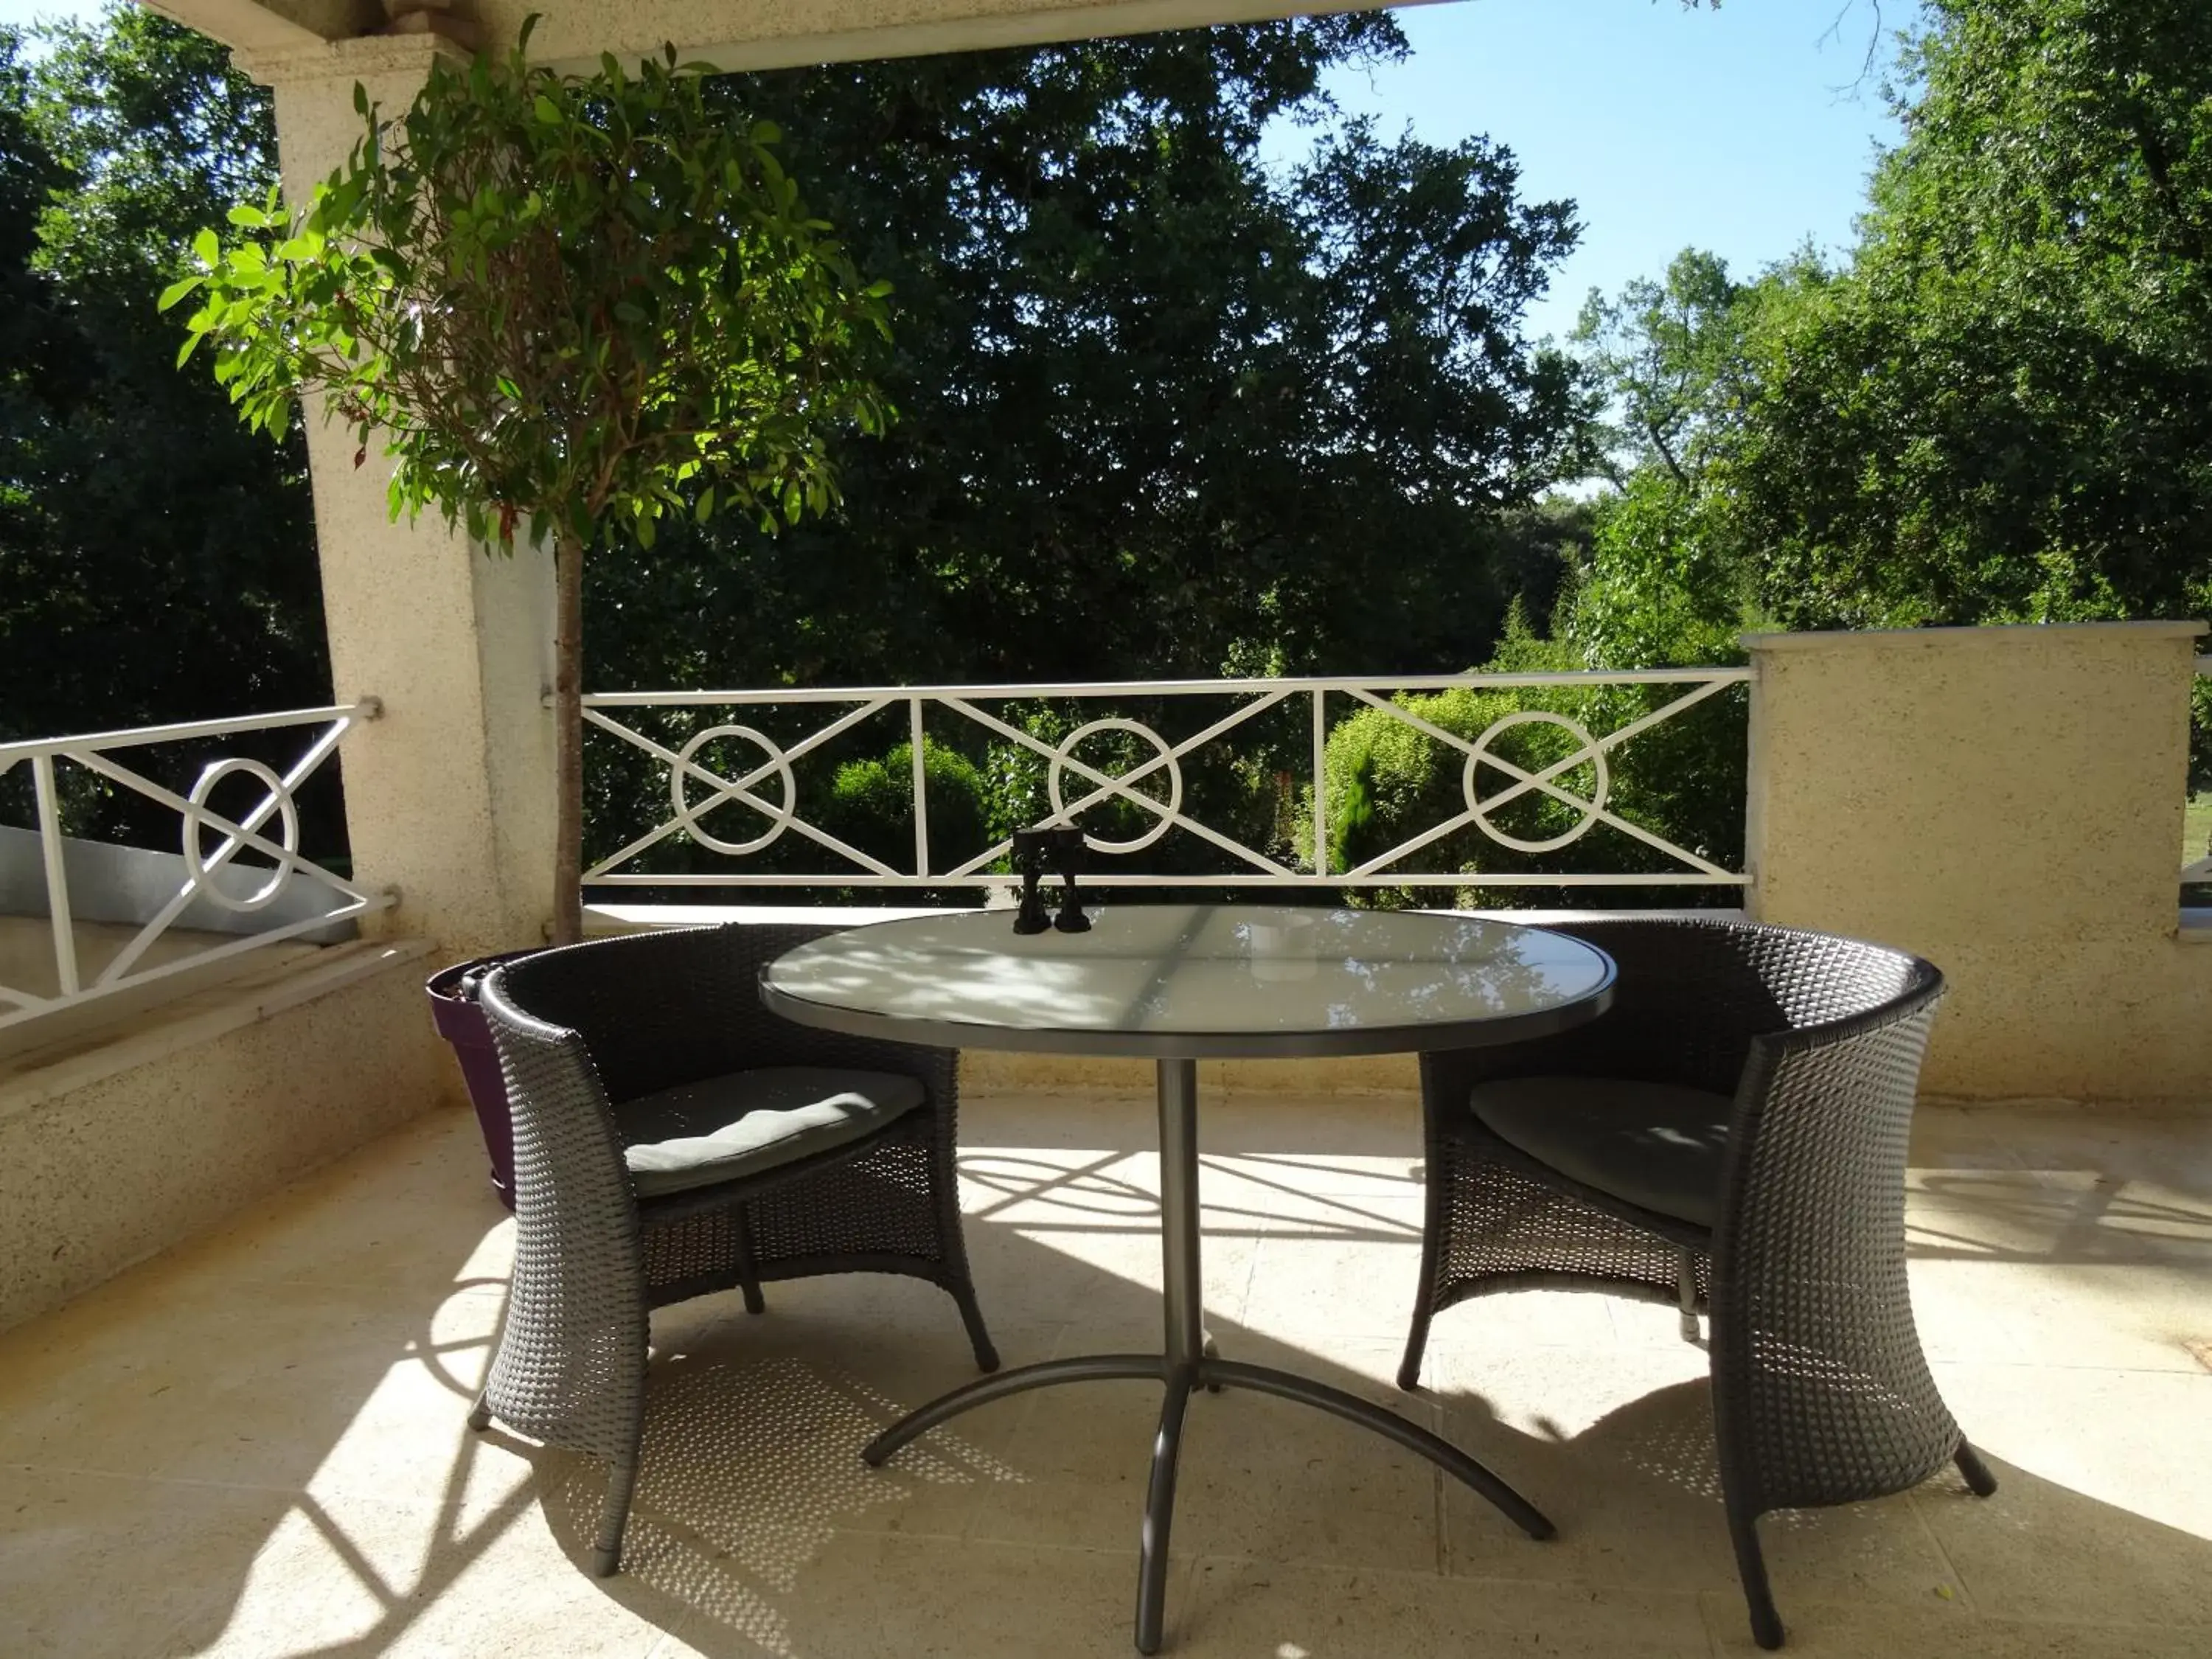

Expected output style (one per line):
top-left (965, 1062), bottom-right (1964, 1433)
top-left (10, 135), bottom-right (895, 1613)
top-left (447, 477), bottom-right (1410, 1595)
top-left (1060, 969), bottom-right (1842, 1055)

top-left (2186, 655), bottom-right (2212, 885)
top-left (582, 669), bottom-right (1753, 891)
top-left (0, 701), bottom-right (392, 1034)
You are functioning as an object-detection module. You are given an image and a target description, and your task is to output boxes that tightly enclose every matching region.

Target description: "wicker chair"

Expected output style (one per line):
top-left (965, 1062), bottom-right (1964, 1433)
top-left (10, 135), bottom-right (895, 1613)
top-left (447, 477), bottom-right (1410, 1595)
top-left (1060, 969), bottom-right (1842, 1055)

top-left (1398, 918), bottom-right (1995, 1649)
top-left (467, 922), bottom-right (998, 1576)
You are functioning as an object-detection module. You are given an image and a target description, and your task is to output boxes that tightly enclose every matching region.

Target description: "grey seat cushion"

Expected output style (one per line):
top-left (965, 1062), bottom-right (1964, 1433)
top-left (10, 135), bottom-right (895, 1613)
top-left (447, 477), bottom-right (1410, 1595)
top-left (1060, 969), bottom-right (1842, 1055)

top-left (616, 1066), bottom-right (928, 1197)
top-left (1470, 1075), bottom-right (1733, 1228)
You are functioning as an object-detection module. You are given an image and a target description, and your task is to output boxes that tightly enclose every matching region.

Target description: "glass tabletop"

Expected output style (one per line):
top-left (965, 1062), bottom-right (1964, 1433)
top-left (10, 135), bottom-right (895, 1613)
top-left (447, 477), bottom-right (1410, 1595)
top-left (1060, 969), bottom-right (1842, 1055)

top-left (759, 903), bottom-right (1615, 1060)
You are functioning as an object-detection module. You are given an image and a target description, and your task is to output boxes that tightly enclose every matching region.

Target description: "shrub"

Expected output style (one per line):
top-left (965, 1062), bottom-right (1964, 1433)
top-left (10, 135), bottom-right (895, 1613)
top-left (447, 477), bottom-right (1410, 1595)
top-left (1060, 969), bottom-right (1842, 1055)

top-left (819, 738), bottom-right (988, 874)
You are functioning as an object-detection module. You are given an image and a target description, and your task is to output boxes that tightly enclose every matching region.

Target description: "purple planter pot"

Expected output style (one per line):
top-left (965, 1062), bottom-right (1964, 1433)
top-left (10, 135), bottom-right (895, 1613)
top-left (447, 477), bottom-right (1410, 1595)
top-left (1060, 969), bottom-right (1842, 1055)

top-left (427, 951), bottom-right (540, 1210)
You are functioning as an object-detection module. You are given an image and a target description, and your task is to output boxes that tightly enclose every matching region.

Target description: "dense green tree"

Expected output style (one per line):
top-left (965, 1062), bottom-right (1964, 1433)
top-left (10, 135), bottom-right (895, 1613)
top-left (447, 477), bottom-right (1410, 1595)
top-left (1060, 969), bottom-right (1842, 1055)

top-left (1557, 0), bottom-right (2212, 662)
top-left (1, 13), bottom-right (332, 852)
top-left (1, 32), bottom-right (60, 400)
top-left (1558, 248), bottom-right (1770, 672)
top-left (589, 21), bottom-right (1594, 694)
top-left (1571, 246), bottom-right (1757, 494)
top-left (1551, 0), bottom-right (2212, 790)
top-left (1725, 0), bottom-right (2212, 630)
top-left (0, 12), bottom-right (323, 747)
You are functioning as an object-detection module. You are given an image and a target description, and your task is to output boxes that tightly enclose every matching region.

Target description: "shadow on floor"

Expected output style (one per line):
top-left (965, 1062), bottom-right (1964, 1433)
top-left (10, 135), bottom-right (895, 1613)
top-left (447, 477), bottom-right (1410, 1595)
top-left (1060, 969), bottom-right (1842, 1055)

top-left (5, 1099), bottom-right (2205, 1659)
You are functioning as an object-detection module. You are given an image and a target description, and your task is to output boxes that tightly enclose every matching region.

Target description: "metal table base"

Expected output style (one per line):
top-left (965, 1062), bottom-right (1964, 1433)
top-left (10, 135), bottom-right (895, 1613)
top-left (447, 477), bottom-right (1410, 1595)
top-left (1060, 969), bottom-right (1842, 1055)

top-left (861, 1058), bottom-right (1555, 1653)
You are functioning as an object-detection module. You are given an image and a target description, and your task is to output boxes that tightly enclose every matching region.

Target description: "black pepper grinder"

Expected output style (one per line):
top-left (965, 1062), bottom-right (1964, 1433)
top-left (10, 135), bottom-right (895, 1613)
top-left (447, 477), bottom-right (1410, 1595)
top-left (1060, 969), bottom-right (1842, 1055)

top-left (1051, 825), bottom-right (1092, 933)
top-left (1010, 828), bottom-right (1053, 935)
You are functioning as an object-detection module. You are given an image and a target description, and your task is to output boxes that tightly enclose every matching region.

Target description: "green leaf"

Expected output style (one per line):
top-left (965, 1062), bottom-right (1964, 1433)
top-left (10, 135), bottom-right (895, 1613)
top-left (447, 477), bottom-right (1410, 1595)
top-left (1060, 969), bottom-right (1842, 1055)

top-left (161, 18), bottom-right (890, 613)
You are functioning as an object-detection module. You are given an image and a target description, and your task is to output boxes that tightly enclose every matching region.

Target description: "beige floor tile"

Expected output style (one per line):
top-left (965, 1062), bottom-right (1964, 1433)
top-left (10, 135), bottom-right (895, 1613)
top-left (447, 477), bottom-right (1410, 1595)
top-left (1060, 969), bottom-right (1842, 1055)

top-left (1700, 1593), bottom-right (2208, 1658)
top-left (7, 1095), bottom-right (2211, 1659)
top-left (0, 1465), bottom-right (282, 1659)
top-left (956, 1089), bottom-right (1158, 1155)
top-left (1175, 1556), bottom-right (1713, 1658)
top-left (1422, 1310), bottom-right (1711, 1429)
top-left (0, 1278), bottom-right (501, 1490)
top-left (1431, 1352), bottom-right (1964, 1610)
top-left (1967, 1111), bottom-right (2212, 1194)
top-left (1908, 1258), bottom-right (2211, 1373)
top-left (322, 1495), bottom-right (683, 1659)
top-left (573, 1293), bottom-right (1045, 1551)
top-left (1208, 1171), bottom-right (1425, 1242)
top-left (1241, 1232), bottom-right (1429, 1351)
top-left (960, 1340), bottom-right (1447, 1570)
top-left (178, 1290), bottom-right (506, 1503)
top-left (972, 1222), bottom-right (1258, 1342)
top-left (672, 1253), bottom-right (1062, 1359)
top-left (1404, 1284), bottom-right (1626, 1364)
top-left (1203, 1143), bottom-right (1425, 1205)
top-left (1916, 1367), bottom-right (2212, 1627)
top-left (654, 1531), bottom-right (1165, 1659)
top-left (1906, 1172), bottom-right (2212, 1270)
top-left (1203, 1093), bottom-right (1424, 1172)
top-left (1604, 1291), bottom-right (1715, 1349)
top-left (1165, 1391), bottom-right (1444, 1574)
top-left (922, 1371), bottom-right (1172, 1554)
top-left (639, 1346), bottom-right (1031, 1557)
top-left (959, 1137), bottom-right (1393, 1241)
top-left (959, 1087), bottom-right (1425, 1180)
top-left (167, 1482), bottom-right (571, 1658)
top-left (161, 1107), bottom-right (517, 1295)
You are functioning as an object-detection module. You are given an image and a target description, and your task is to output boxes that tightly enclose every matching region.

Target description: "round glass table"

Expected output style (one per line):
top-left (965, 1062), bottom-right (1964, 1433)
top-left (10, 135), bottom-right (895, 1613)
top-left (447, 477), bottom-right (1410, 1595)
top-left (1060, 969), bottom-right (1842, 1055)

top-left (760, 902), bottom-right (1616, 1653)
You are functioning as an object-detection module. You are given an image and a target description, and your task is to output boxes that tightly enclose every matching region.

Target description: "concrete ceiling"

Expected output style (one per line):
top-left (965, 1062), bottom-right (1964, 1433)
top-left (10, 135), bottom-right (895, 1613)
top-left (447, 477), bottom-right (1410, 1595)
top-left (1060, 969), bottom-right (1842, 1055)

top-left (142, 0), bottom-right (1424, 75)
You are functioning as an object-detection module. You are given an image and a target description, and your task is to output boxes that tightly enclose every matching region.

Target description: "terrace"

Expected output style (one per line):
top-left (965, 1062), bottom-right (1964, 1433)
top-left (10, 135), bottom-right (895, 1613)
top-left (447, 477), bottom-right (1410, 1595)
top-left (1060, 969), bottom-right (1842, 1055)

top-left (2, 2), bottom-right (2209, 1658)
top-left (5, 627), bottom-right (2210, 1658)
top-left (4, 1081), bottom-right (2208, 1657)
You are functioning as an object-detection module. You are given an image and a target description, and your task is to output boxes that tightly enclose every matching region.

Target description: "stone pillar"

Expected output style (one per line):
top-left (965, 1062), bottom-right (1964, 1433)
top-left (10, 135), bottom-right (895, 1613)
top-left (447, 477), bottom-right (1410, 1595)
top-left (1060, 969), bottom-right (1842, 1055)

top-left (240, 38), bottom-right (557, 960)
top-left (1743, 622), bottom-right (2211, 1103)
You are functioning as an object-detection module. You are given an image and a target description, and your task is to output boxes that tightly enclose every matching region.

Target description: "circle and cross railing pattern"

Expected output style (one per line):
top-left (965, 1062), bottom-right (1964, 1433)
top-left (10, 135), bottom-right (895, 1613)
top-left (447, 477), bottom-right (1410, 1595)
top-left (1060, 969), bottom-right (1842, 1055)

top-left (579, 670), bottom-right (1750, 892)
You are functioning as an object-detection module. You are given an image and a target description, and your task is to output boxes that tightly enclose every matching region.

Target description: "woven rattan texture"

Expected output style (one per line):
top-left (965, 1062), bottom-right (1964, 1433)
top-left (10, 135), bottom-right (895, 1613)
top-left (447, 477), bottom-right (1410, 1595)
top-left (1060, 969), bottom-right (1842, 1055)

top-left (476, 975), bottom-right (648, 1466)
top-left (473, 922), bottom-right (996, 1571)
top-left (1402, 918), bottom-right (1975, 1645)
top-left (1718, 997), bottom-right (1953, 1513)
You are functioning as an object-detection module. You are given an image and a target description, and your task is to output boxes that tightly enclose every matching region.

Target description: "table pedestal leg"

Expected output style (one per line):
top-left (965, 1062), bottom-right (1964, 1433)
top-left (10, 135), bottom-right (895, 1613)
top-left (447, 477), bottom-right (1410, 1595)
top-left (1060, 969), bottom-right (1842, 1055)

top-left (860, 1055), bottom-right (1552, 1655)
top-left (1133, 1057), bottom-right (1206, 1651)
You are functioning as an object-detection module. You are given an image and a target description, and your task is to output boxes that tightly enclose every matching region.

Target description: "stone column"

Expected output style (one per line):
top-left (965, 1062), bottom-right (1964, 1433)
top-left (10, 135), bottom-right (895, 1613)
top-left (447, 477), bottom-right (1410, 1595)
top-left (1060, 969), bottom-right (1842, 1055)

top-left (1742, 621), bottom-right (2211, 1103)
top-left (239, 37), bottom-right (558, 961)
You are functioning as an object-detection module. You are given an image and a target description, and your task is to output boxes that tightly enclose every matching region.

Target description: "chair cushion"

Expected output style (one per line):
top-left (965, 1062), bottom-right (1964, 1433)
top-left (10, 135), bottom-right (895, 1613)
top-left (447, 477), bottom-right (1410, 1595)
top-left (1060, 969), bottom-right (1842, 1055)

top-left (616, 1066), bottom-right (927, 1197)
top-left (1469, 1075), bottom-right (1733, 1229)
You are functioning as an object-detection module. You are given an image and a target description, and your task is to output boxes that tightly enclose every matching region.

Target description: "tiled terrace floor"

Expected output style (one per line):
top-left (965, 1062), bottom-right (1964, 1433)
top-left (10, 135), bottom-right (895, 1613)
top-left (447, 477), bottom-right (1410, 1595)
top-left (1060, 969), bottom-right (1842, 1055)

top-left (3, 1091), bottom-right (2209, 1658)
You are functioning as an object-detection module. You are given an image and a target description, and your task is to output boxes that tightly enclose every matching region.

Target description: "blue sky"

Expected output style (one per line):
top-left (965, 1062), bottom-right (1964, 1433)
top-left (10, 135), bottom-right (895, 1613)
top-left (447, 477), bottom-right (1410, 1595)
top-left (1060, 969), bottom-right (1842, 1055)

top-left (0, 0), bottom-right (91, 32)
top-left (1266, 0), bottom-right (1904, 342)
top-left (7, 0), bottom-right (1902, 342)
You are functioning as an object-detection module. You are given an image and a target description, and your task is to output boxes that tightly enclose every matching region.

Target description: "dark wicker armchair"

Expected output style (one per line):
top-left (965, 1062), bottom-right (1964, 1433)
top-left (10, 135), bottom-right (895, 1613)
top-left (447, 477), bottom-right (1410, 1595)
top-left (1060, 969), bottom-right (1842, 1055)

top-left (467, 922), bottom-right (998, 1576)
top-left (1399, 918), bottom-right (1994, 1649)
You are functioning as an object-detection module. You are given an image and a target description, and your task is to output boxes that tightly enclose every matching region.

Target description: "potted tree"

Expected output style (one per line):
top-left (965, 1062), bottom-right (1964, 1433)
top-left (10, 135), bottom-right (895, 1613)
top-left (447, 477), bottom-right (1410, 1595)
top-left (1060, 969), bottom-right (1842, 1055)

top-left (165, 21), bottom-right (889, 1200)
